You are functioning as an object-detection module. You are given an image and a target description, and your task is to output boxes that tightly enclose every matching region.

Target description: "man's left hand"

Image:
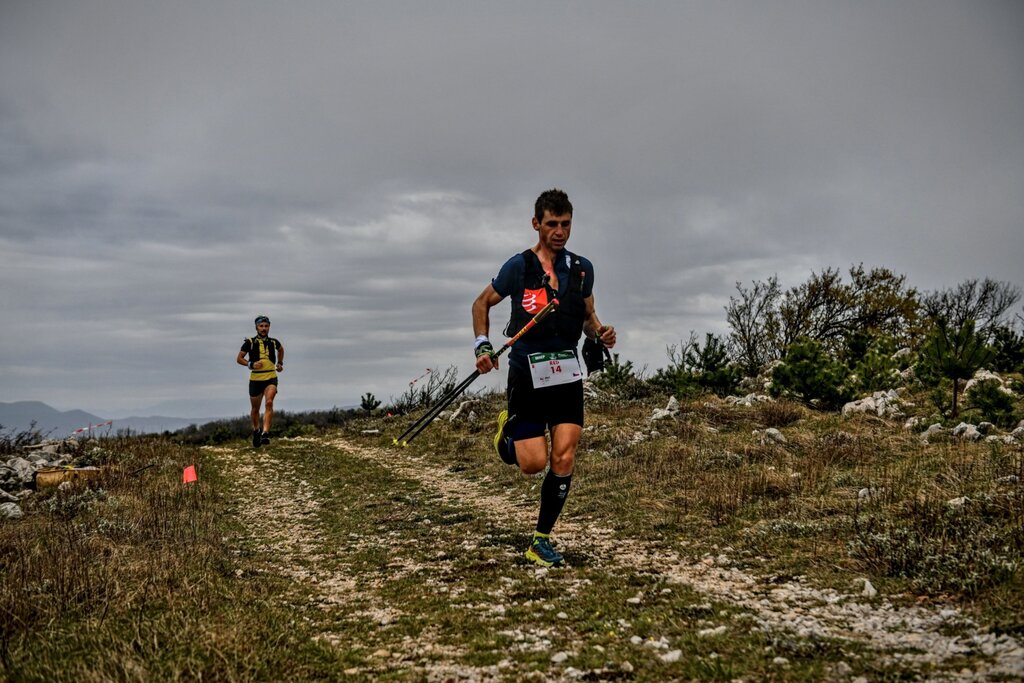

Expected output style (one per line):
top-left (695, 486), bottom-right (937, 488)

top-left (599, 325), bottom-right (617, 348)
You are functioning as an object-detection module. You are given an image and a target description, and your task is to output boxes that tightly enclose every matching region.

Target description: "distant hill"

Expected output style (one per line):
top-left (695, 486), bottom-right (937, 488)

top-left (0, 401), bottom-right (222, 437)
top-left (0, 401), bottom-right (108, 438)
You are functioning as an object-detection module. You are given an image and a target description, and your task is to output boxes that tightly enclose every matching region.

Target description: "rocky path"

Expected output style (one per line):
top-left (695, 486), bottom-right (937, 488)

top-left (213, 436), bottom-right (1024, 681)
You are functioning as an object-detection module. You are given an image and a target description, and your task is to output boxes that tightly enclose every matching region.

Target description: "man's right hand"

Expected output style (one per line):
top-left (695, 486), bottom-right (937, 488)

top-left (475, 341), bottom-right (497, 374)
top-left (476, 354), bottom-right (498, 374)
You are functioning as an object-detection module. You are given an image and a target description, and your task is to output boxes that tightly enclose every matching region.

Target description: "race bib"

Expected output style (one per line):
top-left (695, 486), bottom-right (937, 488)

top-left (528, 350), bottom-right (583, 389)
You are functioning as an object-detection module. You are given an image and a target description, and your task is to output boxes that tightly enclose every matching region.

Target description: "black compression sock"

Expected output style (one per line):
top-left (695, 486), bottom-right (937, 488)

top-left (536, 470), bottom-right (573, 535)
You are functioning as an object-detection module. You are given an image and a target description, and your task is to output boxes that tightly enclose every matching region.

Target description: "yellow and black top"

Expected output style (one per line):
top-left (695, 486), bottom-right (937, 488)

top-left (241, 336), bottom-right (282, 381)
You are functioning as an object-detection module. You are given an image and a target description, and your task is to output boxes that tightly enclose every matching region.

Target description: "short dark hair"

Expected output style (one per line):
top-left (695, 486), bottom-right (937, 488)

top-left (534, 188), bottom-right (573, 222)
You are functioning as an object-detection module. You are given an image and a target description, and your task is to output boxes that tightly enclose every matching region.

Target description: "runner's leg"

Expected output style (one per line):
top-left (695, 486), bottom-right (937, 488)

top-left (249, 394), bottom-right (261, 431)
top-left (536, 423), bottom-right (580, 534)
top-left (514, 436), bottom-right (549, 475)
top-left (263, 384), bottom-right (277, 433)
top-left (549, 423), bottom-right (581, 475)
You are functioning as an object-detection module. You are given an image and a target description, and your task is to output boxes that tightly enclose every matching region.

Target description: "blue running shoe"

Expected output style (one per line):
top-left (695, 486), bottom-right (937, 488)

top-left (525, 533), bottom-right (564, 567)
top-left (493, 410), bottom-right (516, 465)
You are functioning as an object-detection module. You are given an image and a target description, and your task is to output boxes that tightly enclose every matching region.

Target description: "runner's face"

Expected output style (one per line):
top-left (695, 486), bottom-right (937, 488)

top-left (533, 211), bottom-right (572, 252)
top-left (256, 322), bottom-right (270, 337)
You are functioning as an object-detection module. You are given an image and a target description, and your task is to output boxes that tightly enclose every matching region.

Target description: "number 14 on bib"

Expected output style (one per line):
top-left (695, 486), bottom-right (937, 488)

top-left (528, 350), bottom-right (583, 388)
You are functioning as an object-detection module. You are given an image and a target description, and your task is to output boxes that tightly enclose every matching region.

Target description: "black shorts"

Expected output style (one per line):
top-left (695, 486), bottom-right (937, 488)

top-left (248, 378), bottom-right (279, 397)
top-left (506, 364), bottom-right (584, 441)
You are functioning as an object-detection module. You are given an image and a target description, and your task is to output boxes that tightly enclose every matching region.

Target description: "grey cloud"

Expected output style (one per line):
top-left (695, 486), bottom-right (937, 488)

top-left (2, 1), bottom-right (1022, 415)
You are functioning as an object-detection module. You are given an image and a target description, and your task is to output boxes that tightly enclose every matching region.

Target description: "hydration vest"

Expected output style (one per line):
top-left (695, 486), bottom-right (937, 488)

top-left (505, 249), bottom-right (588, 344)
top-left (246, 336), bottom-right (280, 365)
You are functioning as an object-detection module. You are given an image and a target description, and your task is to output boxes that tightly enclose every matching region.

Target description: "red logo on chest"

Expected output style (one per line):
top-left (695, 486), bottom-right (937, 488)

top-left (521, 288), bottom-right (549, 314)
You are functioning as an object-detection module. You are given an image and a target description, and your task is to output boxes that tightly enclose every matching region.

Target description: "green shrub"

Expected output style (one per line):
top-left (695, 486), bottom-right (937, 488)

top-left (992, 326), bottom-right (1024, 374)
top-left (649, 333), bottom-right (740, 398)
top-left (769, 338), bottom-right (854, 409)
top-left (927, 378), bottom-right (955, 418)
top-left (593, 353), bottom-right (654, 400)
top-left (852, 335), bottom-right (901, 393)
top-left (360, 392), bottom-right (382, 412)
top-left (965, 380), bottom-right (1019, 428)
top-left (647, 367), bottom-right (702, 398)
top-left (684, 333), bottom-right (742, 396)
top-left (918, 319), bottom-right (995, 417)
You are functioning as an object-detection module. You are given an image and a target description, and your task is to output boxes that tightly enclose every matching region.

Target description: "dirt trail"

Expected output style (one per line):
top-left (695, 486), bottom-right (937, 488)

top-left (212, 447), bottom-right (376, 645)
top-left (213, 437), bottom-right (1024, 681)
top-left (325, 436), bottom-right (1024, 681)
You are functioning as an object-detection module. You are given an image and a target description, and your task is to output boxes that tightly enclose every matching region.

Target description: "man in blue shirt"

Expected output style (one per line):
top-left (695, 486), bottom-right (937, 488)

top-left (472, 188), bottom-right (616, 567)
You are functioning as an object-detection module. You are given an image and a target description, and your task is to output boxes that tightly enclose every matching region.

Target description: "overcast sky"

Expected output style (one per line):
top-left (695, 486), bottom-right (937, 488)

top-left (2, 1), bottom-right (1022, 418)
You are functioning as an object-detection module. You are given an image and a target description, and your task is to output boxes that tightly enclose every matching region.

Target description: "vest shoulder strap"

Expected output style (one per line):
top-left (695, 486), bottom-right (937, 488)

top-left (520, 249), bottom-right (583, 285)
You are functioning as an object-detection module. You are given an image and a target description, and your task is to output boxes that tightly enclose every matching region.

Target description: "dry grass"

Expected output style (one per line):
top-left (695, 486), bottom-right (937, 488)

top-left (536, 391), bottom-right (1023, 605)
top-left (756, 399), bottom-right (806, 428)
top-left (0, 437), bottom-right (340, 680)
top-left (3, 386), bottom-right (1022, 680)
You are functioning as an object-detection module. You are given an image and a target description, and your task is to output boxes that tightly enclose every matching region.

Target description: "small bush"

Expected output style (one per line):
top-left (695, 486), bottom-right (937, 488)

top-left (852, 336), bottom-right (901, 393)
top-left (917, 319), bottom-right (995, 418)
top-left (926, 378), bottom-right (955, 418)
top-left (360, 392), bottom-right (382, 412)
top-left (770, 338), bottom-right (855, 409)
top-left (965, 380), bottom-right (1019, 429)
top-left (992, 326), bottom-right (1024, 374)
top-left (650, 333), bottom-right (742, 398)
top-left (592, 353), bottom-right (655, 400)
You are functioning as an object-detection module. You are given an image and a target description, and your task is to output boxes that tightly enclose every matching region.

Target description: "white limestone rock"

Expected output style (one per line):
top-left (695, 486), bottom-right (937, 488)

top-left (920, 423), bottom-right (945, 443)
top-left (753, 428), bottom-right (787, 445)
top-left (952, 422), bottom-right (982, 442)
top-left (964, 369), bottom-right (1014, 396)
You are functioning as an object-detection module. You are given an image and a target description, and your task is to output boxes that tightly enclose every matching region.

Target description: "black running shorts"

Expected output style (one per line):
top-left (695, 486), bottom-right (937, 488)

top-left (506, 364), bottom-right (584, 440)
top-left (248, 378), bottom-right (279, 397)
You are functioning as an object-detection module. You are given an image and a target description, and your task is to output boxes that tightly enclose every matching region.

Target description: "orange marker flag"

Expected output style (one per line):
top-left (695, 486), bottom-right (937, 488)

top-left (182, 464), bottom-right (198, 484)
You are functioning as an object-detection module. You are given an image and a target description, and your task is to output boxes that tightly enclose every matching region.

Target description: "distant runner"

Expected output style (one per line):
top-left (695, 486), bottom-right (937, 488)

top-left (236, 315), bottom-right (284, 448)
top-left (472, 188), bottom-right (616, 567)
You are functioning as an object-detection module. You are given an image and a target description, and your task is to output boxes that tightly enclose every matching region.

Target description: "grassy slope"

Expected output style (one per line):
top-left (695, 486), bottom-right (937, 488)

top-left (1, 391), bottom-right (1021, 681)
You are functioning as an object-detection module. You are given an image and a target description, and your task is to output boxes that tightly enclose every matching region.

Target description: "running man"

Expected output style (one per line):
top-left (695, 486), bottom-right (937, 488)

top-left (472, 189), bottom-right (616, 567)
top-left (236, 315), bottom-right (284, 448)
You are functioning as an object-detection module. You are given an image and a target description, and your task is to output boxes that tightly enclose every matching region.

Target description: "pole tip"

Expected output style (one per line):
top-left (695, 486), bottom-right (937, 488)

top-left (401, 441), bottom-right (408, 448)
top-left (392, 438), bottom-right (398, 445)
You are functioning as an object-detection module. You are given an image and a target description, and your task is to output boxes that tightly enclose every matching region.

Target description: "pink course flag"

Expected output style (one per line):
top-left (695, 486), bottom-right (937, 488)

top-left (182, 464), bottom-right (198, 484)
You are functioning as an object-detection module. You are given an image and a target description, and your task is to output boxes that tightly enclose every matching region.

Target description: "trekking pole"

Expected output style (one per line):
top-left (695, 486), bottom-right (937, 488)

top-left (393, 373), bottom-right (481, 447)
top-left (394, 298), bottom-right (559, 447)
top-left (393, 361), bottom-right (504, 447)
